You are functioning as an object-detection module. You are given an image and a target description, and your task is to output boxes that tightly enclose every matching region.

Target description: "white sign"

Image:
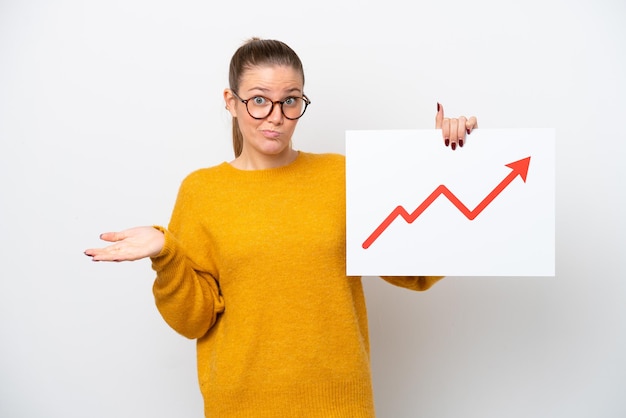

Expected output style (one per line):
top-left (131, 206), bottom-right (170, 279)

top-left (346, 129), bottom-right (555, 277)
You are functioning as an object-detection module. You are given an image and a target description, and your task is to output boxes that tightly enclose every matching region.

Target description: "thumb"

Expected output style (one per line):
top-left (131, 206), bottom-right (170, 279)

top-left (435, 102), bottom-right (444, 129)
top-left (99, 231), bottom-right (124, 243)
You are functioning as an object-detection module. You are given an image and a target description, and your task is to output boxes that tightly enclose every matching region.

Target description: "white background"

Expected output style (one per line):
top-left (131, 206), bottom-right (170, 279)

top-left (346, 129), bottom-right (555, 277)
top-left (1, 1), bottom-right (624, 417)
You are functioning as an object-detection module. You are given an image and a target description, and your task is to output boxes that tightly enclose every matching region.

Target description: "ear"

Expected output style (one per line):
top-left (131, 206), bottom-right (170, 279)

top-left (223, 89), bottom-right (238, 118)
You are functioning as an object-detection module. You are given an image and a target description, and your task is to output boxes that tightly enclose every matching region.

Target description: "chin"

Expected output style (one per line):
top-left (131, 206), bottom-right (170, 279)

top-left (258, 141), bottom-right (290, 155)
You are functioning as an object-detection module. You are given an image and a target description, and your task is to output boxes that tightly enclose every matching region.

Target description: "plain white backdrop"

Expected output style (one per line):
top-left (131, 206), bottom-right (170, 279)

top-left (1, 1), bottom-right (624, 417)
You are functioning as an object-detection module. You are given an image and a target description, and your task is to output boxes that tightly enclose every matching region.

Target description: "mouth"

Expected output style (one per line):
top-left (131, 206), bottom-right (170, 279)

top-left (260, 129), bottom-right (281, 139)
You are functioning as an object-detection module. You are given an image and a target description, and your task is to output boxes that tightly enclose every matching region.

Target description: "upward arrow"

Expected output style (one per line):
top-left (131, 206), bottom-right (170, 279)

top-left (362, 157), bottom-right (531, 249)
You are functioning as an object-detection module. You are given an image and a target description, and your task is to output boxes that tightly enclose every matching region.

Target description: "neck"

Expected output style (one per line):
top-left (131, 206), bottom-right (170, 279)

top-left (231, 148), bottom-right (298, 171)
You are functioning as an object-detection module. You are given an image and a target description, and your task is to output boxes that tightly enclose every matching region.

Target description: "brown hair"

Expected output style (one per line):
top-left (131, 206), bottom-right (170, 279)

top-left (228, 38), bottom-right (305, 157)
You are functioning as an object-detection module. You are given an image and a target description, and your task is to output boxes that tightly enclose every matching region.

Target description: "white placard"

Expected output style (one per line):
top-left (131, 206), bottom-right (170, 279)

top-left (346, 129), bottom-right (555, 277)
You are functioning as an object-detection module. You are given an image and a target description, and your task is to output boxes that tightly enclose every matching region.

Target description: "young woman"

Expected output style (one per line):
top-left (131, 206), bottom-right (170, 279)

top-left (85, 38), bottom-right (477, 417)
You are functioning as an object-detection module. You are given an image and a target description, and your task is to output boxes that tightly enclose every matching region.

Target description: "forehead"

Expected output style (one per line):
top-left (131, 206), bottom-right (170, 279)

top-left (239, 65), bottom-right (304, 93)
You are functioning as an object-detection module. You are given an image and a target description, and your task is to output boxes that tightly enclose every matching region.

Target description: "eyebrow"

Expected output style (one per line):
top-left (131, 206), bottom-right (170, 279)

top-left (247, 87), bottom-right (303, 96)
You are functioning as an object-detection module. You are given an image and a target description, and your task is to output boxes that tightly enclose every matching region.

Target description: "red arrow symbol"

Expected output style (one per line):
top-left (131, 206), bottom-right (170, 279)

top-left (362, 156), bottom-right (531, 249)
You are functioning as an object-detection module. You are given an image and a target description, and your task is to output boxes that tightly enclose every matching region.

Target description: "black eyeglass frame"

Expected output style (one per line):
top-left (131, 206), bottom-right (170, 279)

top-left (231, 91), bottom-right (311, 120)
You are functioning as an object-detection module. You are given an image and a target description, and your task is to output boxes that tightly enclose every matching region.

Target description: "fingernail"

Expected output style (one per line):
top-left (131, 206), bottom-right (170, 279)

top-left (445, 138), bottom-right (450, 147)
top-left (459, 139), bottom-right (464, 147)
top-left (451, 143), bottom-right (457, 150)
top-left (467, 128), bottom-right (471, 135)
top-left (437, 102), bottom-right (440, 112)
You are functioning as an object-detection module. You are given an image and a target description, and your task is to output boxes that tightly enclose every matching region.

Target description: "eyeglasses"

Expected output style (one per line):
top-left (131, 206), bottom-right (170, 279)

top-left (232, 91), bottom-right (311, 120)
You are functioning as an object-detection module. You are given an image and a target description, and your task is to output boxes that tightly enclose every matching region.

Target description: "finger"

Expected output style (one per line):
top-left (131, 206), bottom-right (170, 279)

top-left (84, 248), bottom-right (107, 261)
top-left (89, 251), bottom-right (119, 262)
top-left (99, 231), bottom-right (125, 243)
top-left (90, 251), bottom-right (126, 262)
top-left (88, 245), bottom-right (135, 262)
top-left (457, 116), bottom-right (468, 147)
top-left (84, 244), bottom-right (117, 258)
top-left (449, 118), bottom-right (458, 150)
top-left (435, 102), bottom-right (444, 129)
top-left (442, 118), bottom-right (450, 147)
top-left (92, 253), bottom-right (129, 262)
top-left (466, 116), bottom-right (478, 134)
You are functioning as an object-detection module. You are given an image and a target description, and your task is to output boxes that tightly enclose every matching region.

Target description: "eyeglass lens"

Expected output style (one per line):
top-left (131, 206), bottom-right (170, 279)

top-left (246, 96), bottom-right (307, 120)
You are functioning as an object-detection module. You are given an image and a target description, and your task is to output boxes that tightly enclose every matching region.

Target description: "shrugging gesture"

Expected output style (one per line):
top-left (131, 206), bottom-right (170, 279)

top-left (84, 226), bottom-right (164, 262)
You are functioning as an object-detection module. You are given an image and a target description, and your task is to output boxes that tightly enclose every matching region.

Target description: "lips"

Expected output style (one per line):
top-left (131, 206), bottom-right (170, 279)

top-left (260, 129), bottom-right (281, 139)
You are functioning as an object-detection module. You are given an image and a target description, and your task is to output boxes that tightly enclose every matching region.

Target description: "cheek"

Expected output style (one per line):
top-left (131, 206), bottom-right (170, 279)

top-left (284, 120), bottom-right (299, 133)
top-left (233, 105), bottom-right (246, 120)
top-left (236, 114), bottom-right (258, 132)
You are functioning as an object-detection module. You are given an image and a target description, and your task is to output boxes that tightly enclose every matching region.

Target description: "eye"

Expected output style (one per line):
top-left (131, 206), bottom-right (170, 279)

top-left (252, 96), bottom-right (268, 105)
top-left (283, 97), bottom-right (297, 106)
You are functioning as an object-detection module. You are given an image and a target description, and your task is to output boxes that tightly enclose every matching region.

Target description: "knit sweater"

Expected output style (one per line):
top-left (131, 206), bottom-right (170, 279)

top-left (151, 152), bottom-right (443, 417)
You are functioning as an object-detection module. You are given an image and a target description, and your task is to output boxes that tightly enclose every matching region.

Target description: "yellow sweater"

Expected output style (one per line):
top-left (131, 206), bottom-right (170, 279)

top-left (151, 152), bottom-right (442, 417)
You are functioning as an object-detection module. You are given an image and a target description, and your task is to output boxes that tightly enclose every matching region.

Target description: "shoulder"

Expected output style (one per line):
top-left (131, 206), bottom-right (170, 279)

top-left (298, 152), bottom-right (345, 171)
top-left (184, 162), bottom-right (230, 181)
top-left (177, 162), bottom-right (232, 193)
top-left (296, 152), bottom-right (345, 187)
top-left (300, 151), bottom-right (344, 163)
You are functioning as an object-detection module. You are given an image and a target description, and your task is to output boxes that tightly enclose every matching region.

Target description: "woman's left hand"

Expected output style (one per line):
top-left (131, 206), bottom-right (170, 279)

top-left (435, 103), bottom-right (478, 150)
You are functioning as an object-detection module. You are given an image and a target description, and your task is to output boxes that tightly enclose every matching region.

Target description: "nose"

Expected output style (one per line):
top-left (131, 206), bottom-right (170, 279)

top-left (266, 102), bottom-right (284, 124)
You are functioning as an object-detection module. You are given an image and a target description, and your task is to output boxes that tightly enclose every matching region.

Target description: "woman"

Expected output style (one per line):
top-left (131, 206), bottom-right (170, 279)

top-left (85, 38), bottom-right (477, 417)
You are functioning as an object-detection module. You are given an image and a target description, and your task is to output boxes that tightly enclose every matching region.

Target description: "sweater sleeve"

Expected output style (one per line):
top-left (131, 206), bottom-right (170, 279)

top-left (151, 228), bottom-right (224, 339)
top-left (150, 174), bottom-right (225, 339)
top-left (379, 275), bottom-right (445, 291)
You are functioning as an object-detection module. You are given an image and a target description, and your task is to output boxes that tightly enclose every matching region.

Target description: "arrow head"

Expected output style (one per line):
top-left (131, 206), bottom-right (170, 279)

top-left (505, 157), bottom-right (531, 182)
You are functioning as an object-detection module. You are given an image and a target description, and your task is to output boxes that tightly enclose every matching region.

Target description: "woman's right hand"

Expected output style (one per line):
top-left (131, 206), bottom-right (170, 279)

top-left (84, 226), bottom-right (165, 262)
